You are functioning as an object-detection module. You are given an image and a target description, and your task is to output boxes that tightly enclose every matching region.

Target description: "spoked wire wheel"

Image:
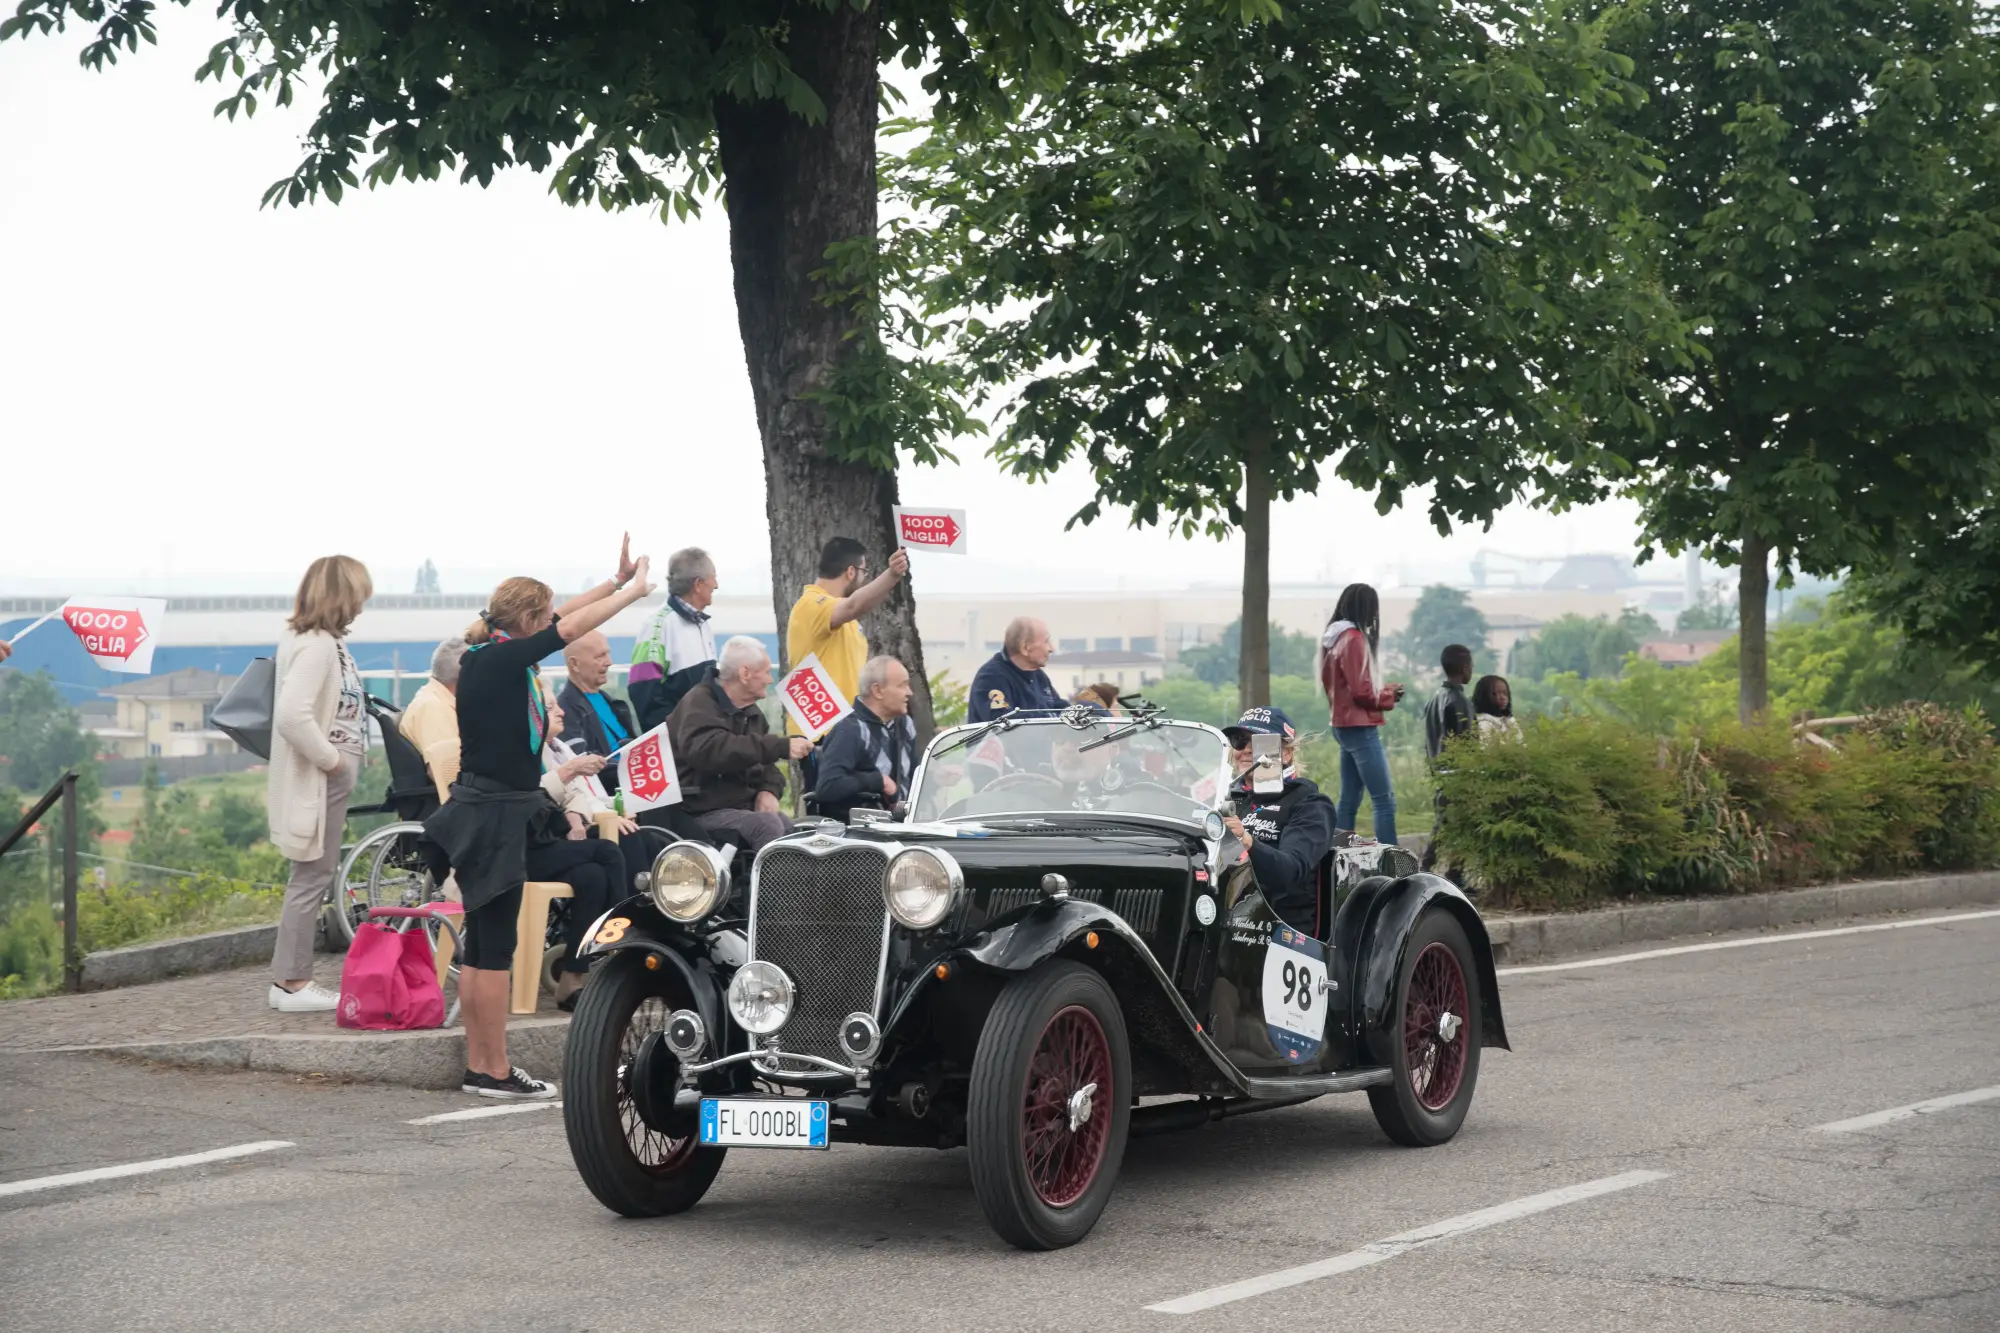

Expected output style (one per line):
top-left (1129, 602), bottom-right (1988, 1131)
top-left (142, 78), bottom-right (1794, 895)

top-left (1023, 1006), bottom-right (1115, 1208)
top-left (564, 951), bottom-right (726, 1217)
top-left (1405, 942), bottom-right (1470, 1110)
top-left (328, 822), bottom-right (440, 947)
top-left (1367, 908), bottom-right (1482, 1147)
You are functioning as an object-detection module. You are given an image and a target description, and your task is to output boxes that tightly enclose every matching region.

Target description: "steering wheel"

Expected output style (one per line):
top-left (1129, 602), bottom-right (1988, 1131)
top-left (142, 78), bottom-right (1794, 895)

top-left (1110, 781), bottom-right (1199, 817)
top-left (983, 772), bottom-right (1068, 795)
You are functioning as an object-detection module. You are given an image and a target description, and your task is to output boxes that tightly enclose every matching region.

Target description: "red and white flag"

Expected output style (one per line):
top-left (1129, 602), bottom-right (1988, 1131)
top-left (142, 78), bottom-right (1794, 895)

top-left (892, 505), bottom-right (968, 555)
top-left (779, 653), bottom-right (852, 740)
top-left (40, 596), bottom-right (166, 674)
top-left (616, 722), bottom-right (683, 814)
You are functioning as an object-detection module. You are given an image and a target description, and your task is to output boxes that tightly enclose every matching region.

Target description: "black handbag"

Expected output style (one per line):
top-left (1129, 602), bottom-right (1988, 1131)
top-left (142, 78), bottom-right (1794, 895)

top-left (211, 657), bottom-right (276, 759)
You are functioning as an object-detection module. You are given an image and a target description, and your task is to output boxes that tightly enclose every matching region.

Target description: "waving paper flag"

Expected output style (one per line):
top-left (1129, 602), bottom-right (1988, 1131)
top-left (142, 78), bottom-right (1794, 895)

top-left (617, 722), bottom-right (683, 814)
top-left (51, 596), bottom-right (166, 674)
top-left (892, 506), bottom-right (968, 555)
top-left (779, 653), bottom-right (852, 740)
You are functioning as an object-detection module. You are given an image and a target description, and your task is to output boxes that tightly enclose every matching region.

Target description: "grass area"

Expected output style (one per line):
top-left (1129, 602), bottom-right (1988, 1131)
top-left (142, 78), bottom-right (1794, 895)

top-left (95, 769), bottom-right (268, 835)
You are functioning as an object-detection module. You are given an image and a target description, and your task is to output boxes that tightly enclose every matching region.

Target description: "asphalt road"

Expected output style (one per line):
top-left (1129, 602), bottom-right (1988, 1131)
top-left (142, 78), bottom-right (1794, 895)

top-left (3, 907), bottom-right (1996, 1333)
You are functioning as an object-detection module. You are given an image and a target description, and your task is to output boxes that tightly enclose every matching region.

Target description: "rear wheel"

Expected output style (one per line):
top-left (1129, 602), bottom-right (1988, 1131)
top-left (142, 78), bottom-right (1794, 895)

top-left (1367, 908), bottom-right (1482, 1147)
top-left (563, 951), bottom-right (725, 1216)
top-left (967, 961), bottom-right (1132, 1250)
top-left (326, 823), bottom-right (439, 947)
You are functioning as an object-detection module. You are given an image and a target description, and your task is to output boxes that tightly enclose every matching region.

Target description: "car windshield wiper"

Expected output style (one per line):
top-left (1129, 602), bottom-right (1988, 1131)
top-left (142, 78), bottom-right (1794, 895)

top-left (930, 711), bottom-right (1023, 761)
top-left (1077, 707), bottom-right (1164, 754)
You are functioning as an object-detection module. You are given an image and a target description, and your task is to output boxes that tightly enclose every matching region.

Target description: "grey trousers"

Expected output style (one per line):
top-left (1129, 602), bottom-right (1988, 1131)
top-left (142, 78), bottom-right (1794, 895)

top-left (271, 751), bottom-right (359, 982)
top-left (694, 806), bottom-right (792, 852)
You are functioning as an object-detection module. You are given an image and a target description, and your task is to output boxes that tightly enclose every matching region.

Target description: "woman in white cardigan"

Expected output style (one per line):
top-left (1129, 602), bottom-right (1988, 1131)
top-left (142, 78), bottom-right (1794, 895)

top-left (266, 555), bottom-right (373, 1012)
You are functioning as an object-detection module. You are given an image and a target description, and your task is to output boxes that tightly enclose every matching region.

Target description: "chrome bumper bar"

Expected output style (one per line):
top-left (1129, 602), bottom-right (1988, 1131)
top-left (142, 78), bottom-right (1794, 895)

top-left (680, 1040), bottom-right (868, 1085)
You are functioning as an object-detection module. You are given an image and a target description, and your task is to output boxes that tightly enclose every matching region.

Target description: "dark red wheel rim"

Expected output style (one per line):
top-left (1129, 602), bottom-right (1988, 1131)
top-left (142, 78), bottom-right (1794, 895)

top-left (1405, 942), bottom-right (1469, 1111)
top-left (1022, 1004), bottom-right (1114, 1207)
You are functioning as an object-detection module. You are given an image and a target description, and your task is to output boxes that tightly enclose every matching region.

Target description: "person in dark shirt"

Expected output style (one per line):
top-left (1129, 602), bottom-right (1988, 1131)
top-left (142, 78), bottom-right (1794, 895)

top-left (1420, 644), bottom-right (1476, 879)
top-left (557, 629), bottom-right (637, 792)
top-left (1220, 706), bottom-right (1337, 935)
top-left (812, 655), bottom-right (918, 824)
top-left (430, 539), bottom-right (655, 1100)
top-left (967, 616), bottom-right (1066, 722)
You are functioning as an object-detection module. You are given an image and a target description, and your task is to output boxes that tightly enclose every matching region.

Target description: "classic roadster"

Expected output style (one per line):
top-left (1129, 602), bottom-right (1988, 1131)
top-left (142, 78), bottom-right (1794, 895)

top-left (561, 706), bottom-right (1508, 1249)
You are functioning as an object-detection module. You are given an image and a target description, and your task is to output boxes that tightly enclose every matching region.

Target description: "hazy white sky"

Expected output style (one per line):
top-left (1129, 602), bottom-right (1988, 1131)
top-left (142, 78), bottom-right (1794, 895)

top-left (1, 15), bottom-right (1660, 599)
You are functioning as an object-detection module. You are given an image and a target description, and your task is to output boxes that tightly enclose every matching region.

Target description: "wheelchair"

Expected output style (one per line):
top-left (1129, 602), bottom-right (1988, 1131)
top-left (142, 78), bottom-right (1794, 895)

top-left (327, 696), bottom-right (451, 955)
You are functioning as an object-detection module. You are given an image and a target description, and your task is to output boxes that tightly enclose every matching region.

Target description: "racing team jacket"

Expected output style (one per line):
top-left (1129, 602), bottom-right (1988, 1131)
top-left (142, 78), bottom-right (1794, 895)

top-left (1320, 622), bottom-right (1399, 728)
top-left (967, 651), bottom-right (1067, 723)
top-left (629, 595), bottom-right (717, 732)
top-left (1231, 774), bottom-right (1337, 933)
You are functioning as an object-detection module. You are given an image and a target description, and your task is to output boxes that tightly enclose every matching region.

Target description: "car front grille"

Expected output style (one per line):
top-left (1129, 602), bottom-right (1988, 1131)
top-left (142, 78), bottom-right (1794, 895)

top-left (748, 844), bottom-right (889, 1067)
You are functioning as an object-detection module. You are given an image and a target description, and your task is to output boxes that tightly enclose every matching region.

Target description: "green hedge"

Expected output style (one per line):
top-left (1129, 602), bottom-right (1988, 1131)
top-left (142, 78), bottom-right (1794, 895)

top-left (1433, 703), bottom-right (2000, 909)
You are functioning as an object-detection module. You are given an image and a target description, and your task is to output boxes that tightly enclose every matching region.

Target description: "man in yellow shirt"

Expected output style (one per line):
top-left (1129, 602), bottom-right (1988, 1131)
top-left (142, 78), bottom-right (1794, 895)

top-left (785, 537), bottom-right (910, 735)
top-left (398, 636), bottom-right (467, 803)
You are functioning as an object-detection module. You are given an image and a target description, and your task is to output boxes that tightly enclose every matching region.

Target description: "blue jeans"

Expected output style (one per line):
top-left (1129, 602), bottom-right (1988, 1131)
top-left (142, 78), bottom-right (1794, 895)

top-left (1333, 725), bottom-right (1397, 844)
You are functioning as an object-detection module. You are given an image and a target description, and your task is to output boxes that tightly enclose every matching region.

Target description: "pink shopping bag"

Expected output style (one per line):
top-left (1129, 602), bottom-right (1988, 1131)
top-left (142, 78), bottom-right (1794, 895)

top-left (337, 921), bottom-right (445, 1030)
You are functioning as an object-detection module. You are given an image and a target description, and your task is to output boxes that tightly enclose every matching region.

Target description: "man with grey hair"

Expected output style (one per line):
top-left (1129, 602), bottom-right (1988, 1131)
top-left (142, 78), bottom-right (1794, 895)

top-left (810, 655), bottom-right (917, 824)
top-left (669, 634), bottom-right (811, 850)
top-left (967, 616), bottom-right (1064, 722)
top-left (557, 629), bottom-right (637, 791)
top-left (399, 635), bottom-right (468, 802)
top-left (629, 545), bottom-right (720, 731)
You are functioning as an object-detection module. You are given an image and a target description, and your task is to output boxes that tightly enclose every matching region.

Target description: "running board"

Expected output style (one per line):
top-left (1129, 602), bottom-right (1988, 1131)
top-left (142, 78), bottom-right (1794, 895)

top-left (1240, 1066), bottom-right (1392, 1099)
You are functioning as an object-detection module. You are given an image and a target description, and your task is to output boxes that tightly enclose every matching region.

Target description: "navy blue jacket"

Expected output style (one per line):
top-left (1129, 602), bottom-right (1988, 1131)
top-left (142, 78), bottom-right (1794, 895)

top-left (1231, 774), bottom-right (1337, 933)
top-left (967, 652), bottom-right (1066, 723)
top-left (557, 681), bottom-right (637, 792)
top-left (811, 700), bottom-right (918, 822)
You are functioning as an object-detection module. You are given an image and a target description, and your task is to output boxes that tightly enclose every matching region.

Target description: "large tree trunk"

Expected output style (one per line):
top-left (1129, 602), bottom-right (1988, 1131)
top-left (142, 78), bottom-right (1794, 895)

top-left (712, 3), bottom-right (933, 738)
top-left (1737, 525), bottom-right (1770, 723)
top-left (1238, 428), bottom-right (1274, 709)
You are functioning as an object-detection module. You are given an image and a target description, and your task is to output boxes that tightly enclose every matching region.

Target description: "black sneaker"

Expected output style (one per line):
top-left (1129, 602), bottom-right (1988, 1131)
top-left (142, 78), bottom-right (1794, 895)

top-left (461, 1067), bottom-right (558, 1100)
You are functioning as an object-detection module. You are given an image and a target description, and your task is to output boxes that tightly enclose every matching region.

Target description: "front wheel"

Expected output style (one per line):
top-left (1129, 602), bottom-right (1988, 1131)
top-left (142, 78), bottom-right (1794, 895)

top-left (967, 960), bottom-right (1132, 1250)
top-left (563, 951), bottom-right (725, 1216)
top-left (1367, 908), bottom-right (1482, 1147)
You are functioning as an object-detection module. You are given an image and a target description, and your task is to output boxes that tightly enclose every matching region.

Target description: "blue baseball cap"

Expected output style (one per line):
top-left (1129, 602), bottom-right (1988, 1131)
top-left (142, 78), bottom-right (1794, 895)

top-left (1223, 706), bottom-right (1296, 745)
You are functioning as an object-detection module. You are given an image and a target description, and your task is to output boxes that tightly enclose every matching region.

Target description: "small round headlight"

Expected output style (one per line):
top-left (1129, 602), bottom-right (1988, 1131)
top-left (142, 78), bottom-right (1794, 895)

top-left (1203, 808), bottom-right (1227, 842)
top-left (650, 842), bottom-right (730, 922)
top-left (726, 960), bottom-right (795, 1036)
top-left (884, 847), bottom-right (962, 930)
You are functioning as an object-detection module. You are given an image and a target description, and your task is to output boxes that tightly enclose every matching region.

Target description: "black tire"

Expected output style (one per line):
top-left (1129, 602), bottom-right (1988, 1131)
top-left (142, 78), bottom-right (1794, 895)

top-left (1367, 907), bottom-right (1482, 1147)
top-left (563, 951), bottom-right (725, 1216)
top-left (967, 960), bottom-right (1132, 1250)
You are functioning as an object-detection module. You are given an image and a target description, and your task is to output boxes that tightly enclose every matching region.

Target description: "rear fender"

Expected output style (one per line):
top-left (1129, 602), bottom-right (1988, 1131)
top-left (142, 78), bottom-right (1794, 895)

top-left (575, 896), bottom-right (728, 1044)
top-left (1338, 873), bottom-right (1509, 1068)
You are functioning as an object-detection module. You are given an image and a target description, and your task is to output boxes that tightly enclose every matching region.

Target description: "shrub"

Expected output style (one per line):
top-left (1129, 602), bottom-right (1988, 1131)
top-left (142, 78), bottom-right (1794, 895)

top-left (1852, 704), bottom-right (2000, 870)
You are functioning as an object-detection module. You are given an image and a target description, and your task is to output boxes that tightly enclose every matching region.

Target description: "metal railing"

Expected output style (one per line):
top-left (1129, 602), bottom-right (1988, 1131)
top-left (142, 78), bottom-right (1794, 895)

top-left (0, 771), bottom-right (80, 992)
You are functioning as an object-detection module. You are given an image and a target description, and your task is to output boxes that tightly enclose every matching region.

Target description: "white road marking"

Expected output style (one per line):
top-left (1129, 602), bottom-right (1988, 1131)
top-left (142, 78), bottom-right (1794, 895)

top-left (406, 1101), bottom-right (563, 1125)
top-left (1146, 1169), bottom-right (1670, 1314)
top-left (1497, 908), bottom-right (2000, 977)
top-left (0, 1141), bottom-right (294, 1199)
top-left (1811, 1085), bottom-right (2000, 1134)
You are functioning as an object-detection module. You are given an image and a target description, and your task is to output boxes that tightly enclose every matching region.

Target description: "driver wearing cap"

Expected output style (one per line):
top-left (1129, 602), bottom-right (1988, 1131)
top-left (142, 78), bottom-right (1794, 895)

top-left (1221, 706), bottom-right (1337, 932)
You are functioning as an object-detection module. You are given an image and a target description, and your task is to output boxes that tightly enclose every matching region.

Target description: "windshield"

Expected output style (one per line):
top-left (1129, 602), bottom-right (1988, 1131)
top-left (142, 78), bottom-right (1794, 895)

top-left (909, 718), bottom-right (1230, 825)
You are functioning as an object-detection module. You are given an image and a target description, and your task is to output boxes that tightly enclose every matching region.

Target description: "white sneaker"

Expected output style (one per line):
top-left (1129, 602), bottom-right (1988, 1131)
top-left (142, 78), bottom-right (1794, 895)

top-left (269, 981), bottom-right (340, 1013)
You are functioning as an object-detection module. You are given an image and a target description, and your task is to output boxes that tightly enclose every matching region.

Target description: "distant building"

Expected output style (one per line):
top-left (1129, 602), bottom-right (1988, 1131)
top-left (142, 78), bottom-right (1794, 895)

top-left (1045, 649), bottom-right (1166, 699)
top-left (94, 667), bottom-right (240, 758)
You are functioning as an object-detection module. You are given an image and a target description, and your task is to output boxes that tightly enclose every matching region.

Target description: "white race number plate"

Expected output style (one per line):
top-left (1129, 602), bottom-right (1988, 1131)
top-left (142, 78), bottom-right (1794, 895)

top-left (699, 1098), bottom-right (830, 1149)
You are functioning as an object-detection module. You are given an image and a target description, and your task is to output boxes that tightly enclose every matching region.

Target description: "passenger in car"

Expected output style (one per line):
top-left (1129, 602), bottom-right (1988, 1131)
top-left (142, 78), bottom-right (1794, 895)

top-left (1219, 706), bottom-right (1337, 935)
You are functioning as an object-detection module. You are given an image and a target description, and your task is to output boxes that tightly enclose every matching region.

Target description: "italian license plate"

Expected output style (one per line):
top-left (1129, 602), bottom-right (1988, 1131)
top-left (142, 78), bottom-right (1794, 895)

top-left (699, 1097), bottom-right (830, 1149)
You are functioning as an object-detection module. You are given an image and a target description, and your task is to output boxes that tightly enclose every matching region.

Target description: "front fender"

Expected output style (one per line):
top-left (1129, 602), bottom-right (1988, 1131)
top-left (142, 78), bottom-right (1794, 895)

top-left (575, 896), bottom-right (729, 1045)
top-left (1340, 873), bottom-right (1509, 1068)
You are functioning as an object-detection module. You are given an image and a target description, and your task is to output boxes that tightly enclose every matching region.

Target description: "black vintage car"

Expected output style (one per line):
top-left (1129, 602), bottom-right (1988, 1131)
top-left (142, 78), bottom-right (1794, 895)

top-left (560, 706), bottom-right (1508, 1250)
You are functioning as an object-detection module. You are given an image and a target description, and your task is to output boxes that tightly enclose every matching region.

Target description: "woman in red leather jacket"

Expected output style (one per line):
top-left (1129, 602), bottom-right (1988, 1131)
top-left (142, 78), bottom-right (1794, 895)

top-left (1318, 583), bottom-right (1405, 844)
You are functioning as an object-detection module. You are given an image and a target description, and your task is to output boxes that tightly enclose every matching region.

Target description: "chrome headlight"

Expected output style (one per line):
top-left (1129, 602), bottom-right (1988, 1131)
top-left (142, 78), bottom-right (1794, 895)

top-left (650, 841), bottom-right (732, 922)
top-left (1203, 808), bottom-right (1227, 842)
top-left (883, 847), bottom-right (963, 930)
top-left (726, 960), bottom-right (795, 1036)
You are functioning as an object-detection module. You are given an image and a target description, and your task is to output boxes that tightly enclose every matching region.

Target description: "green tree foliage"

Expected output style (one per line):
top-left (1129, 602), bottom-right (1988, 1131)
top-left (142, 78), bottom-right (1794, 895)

top-left (1849, 497), bottom-right (2000, 677)
top-left (1389, 587), bottom-right (1490, 679)
top-left (889, 0), bottom-right (1678, 706)
top-left (1601, 0), bottom-right (2000, 721)
top-left (1675, 587), bottom-right (1737, 632)
top-left (1178, 620), bottom-right (1318, 687)
top-left (1508, 613), bottom-right (1641, 681)
top-left (0, 671), bottom-right (97, 796)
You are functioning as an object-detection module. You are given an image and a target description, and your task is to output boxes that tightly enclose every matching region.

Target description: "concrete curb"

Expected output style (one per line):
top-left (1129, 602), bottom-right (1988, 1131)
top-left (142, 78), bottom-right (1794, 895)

top-left (80, 916), bottom-right (342, 992)
top-left (1483, 870), bottom-right (2000, 964)
top-left (56, 1016), bottom-right (572, 1091)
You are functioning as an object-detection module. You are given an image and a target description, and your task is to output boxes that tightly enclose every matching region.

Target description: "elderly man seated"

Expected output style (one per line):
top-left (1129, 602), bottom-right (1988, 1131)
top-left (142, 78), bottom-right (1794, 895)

top-left (558, 629), bottom-right (637, 790)
top-left (812, 655), bottom-right (917, 824)
top-left (668, 635), bottom-right (812, 851)
top-left (399, 635), bottom-right (467, 804)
